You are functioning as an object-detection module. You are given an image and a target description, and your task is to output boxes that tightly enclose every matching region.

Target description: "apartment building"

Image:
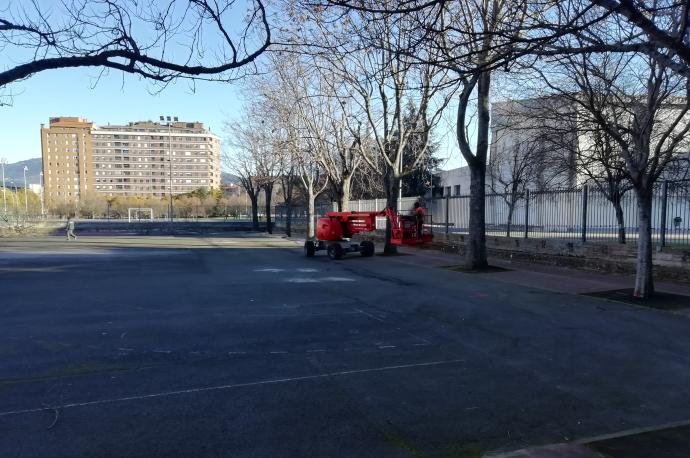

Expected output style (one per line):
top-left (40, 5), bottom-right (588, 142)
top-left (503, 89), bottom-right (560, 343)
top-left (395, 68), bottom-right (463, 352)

top-left (40, 117), bottom-right (94, 207)
top-left (41, 117), bottom-right (221, 207)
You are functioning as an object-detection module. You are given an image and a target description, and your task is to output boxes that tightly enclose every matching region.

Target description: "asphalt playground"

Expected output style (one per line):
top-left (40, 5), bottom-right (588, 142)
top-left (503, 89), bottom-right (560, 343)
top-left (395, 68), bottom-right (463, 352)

top-left (1, 234), bottom-right (690, 457)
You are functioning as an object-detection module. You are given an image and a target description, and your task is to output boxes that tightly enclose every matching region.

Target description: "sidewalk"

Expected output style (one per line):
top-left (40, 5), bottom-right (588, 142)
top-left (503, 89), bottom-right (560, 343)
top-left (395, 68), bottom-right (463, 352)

top-left (396, 246), bottom-right (690, 298)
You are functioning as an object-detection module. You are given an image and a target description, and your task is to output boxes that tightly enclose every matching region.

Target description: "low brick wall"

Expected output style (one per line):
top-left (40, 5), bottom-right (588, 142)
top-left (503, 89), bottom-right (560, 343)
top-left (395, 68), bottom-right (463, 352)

top-left (278, 221), bottom-right (690, 283)
top-left (424, 232), bottom-right (690, 283)
top-left (0, 220), bottom-right (272, 237)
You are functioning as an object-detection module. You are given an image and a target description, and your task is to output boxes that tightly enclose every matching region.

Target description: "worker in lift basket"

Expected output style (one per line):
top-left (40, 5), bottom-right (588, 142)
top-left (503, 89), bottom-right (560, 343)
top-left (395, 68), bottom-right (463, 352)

top-left (412, 201), bottom-right (425, 237)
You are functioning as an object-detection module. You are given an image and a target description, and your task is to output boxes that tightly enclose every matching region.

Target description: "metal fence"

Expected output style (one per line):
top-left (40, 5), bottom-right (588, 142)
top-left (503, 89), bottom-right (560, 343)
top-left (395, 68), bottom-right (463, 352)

top-left (274, 204), bottom-right (333, 227)
top-left (343, 180), bottom-right (690, 246)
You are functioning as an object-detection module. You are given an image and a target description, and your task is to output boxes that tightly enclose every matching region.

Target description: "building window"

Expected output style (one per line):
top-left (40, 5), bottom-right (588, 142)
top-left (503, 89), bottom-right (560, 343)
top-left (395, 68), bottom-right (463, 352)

top-left (454, 185), bottom-right (461, 196)
top-left (445, 186), bottom-right (451, 197)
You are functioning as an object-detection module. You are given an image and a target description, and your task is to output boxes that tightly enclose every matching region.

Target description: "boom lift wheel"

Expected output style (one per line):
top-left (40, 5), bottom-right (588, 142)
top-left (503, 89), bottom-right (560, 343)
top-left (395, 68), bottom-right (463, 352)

top-left (327, 242), bottom-right (343, 260)
top-left (304, 240), bottom-right (315, 257)
top-left (360, 241), bottom-right (375, 257)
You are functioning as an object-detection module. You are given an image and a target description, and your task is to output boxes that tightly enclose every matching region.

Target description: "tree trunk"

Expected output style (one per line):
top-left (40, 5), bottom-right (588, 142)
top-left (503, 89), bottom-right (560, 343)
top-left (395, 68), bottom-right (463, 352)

top-left (506, 200), bottom-right (514, 238)
top-left (466, 164), bottom-right (488, 269)
top-left (383, 171), bottom-right (400, 254)
top-left (613, 196), bottom-right (626, 244)
top-left (281, 173), bottom-right (295, 238)
top-left (249, 193), bottom-right (259, 231)
top-left (264, 184), bottom-right (273, 234)
top-left (285, 200), bottom-right (292, 237)
top-left (340, 177), bottom-right (352, 212)
top-left (307, 191), bottom-right (316, 239)
top-left (633, 188), bottom-right (654, 298)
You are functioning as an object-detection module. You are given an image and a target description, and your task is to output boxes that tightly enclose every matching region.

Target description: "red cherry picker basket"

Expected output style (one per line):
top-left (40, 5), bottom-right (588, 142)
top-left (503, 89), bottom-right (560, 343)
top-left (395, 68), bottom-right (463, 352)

top-left (304, 207), bottom-right (433, 260)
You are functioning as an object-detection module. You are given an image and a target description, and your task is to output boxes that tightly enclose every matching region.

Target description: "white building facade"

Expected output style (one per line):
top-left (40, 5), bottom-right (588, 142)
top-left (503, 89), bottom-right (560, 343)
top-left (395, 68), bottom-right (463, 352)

top-left (91, 121), bottom-right (221, 197)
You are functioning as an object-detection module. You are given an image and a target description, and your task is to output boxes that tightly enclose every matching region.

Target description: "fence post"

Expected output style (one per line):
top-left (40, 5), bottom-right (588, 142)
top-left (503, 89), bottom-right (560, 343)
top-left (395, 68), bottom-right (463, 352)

top-left (524, 189), bottom-right (529, 239)
top-left (660, 180), bottom-right (669, 247)
top-left (581, 185), bottom-right (588, 243)
top-left (445, 195), bottom-right (450, 234)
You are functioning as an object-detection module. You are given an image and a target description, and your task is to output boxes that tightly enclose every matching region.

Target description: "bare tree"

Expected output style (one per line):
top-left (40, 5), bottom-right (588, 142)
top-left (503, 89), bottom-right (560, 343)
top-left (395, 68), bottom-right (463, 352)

top-left (588, 0), bottom-right (690, 76)
top-left (268, 52), bottom-right (366, 213)
top-left (493, 95), bottom-right (633, 243)
top-left (536, 43), bottom-right (690, 297)
top-left (224, 120), bottom-right (268, 231)
top-left (322, 100), bottom-right (364, 212)
top-left (561, 122), bottom-right (633, 244)
top-left (0, 0), bottom-right (271, 104)
top-left (279, 163), bottom-right (297, 237)
top-left (307, 10), bottom-right (452, 253)
top-left (429, 1), bottom-right (532, 268)
top-left (488, 139), bottom-right (539, 238)
top-left (257, 131), bottom-right (284, 234)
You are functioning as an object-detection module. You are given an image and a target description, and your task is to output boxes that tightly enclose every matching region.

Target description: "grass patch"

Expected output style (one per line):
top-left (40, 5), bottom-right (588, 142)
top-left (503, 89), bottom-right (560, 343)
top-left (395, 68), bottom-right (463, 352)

top-left (582, 289), bottom-right (690, 310)
top-left (442, 265), bottom-right (511, 274)
top-left (383, 431), bottom-right (427, 457)
top-left (585, 424), bottom-right (690, 458)
top-left (0, 361), bottom-right (158, 385)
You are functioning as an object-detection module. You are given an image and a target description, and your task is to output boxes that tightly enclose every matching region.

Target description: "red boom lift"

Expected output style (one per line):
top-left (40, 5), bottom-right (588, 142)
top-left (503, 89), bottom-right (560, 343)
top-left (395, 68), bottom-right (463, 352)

top-left (304, 207), bottom-right (433, 259)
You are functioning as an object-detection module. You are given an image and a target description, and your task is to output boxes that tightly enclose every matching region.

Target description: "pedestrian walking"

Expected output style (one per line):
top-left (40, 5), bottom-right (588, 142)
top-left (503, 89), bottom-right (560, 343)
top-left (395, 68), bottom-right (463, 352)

top-left (66, 217), bottom-right (77, 241)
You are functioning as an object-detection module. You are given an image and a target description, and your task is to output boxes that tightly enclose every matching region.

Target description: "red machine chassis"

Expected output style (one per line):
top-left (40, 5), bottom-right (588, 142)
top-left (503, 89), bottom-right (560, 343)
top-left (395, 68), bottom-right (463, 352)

top-left (304, 207), bottom-right (433, 260)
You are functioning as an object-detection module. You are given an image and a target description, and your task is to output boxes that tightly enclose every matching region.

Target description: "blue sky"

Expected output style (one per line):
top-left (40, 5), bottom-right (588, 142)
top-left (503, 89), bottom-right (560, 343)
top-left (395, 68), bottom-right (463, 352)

top-left (0, 0), bottom-right (465, 171)
top-left (0, 67), bottom-right (242, 164)
top-left (1, 69), bottom-right (463, 165)
top-left (0, 68), bottom-right (464, 170)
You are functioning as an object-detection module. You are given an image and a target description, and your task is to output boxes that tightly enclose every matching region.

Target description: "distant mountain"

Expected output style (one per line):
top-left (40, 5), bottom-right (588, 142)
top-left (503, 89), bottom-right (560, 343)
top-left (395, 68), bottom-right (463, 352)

top-left (221, 172), bottom-right (240, 185)
top-left (2, 158), bottom-right (42, 186)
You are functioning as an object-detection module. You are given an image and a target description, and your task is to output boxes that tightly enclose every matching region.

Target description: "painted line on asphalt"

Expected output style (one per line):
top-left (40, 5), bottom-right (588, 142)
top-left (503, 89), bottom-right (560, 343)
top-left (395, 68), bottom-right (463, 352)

top-left (571, 418), bottom-right (690, 445)
top-left (354, 308), bottom-right (386, 323)
top-left (0, 359), bottom-right (465, 418)
top-left (484, 418), bottom-right (690, 457)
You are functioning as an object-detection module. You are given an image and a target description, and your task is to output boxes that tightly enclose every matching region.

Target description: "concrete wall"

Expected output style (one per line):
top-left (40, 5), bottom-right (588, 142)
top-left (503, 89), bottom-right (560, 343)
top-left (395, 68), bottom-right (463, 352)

top-left (427, 232), bottom-right (690, 283)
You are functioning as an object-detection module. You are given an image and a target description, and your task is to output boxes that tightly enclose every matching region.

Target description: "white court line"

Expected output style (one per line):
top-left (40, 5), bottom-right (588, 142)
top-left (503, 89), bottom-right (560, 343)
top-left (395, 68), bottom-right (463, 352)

top-left (486, 418), bottom-right (690, 457)
top-left (354, 308), bottom-right (386, 323)
top-left (0, 359), bottom-right (465, 418)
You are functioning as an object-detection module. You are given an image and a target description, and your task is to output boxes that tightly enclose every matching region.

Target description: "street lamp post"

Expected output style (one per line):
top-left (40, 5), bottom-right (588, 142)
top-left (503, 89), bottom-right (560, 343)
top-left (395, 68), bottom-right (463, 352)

top-left (23, 165), bottom-right (29, 215)
top-left (39, 171), bottom-right (45, 217)
top-left (1, 158), bottom-right (6, 215)
top-left (160, 115), bottom-right (176, 224)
